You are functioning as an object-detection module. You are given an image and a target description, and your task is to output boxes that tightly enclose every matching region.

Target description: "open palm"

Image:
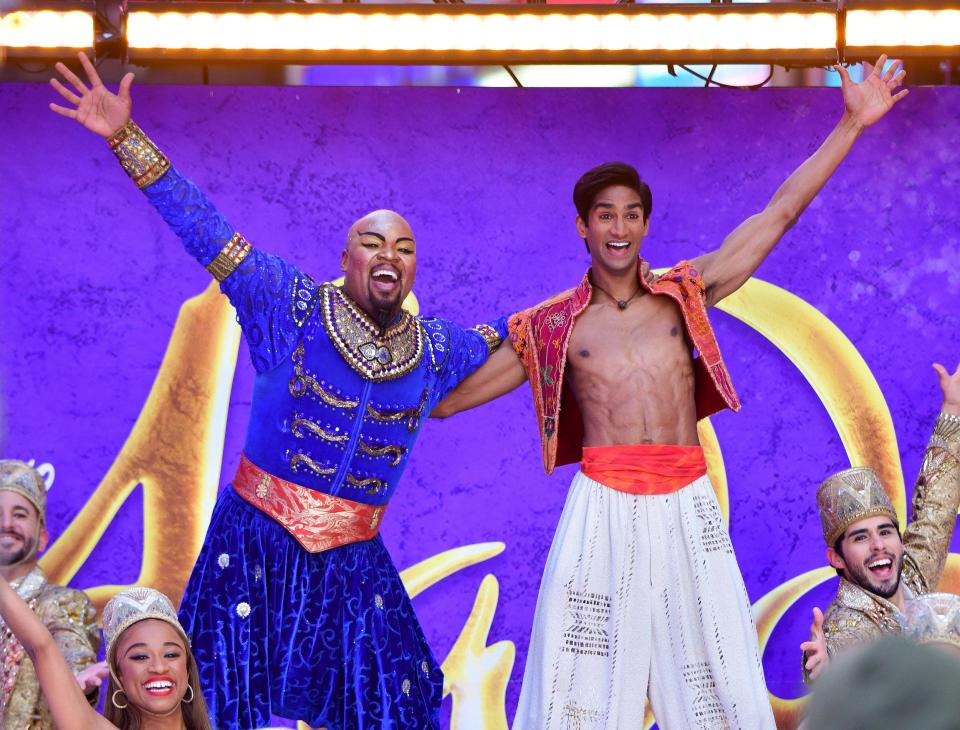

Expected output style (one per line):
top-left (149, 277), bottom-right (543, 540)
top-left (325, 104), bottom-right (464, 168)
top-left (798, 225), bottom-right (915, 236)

top-left (49, 52), bottom-right (134, 138)
top-left (837, 55), bottom-right (908, 129)
top-left (934, 361), bottom-right (960, 411)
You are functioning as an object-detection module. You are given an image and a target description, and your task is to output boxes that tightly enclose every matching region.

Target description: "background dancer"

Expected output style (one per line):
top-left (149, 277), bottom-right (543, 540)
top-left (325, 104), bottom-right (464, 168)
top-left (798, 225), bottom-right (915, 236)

top-left (0, 459), bottom-right (101, 728)
top-left (802, 361), bottom-right (960, 682)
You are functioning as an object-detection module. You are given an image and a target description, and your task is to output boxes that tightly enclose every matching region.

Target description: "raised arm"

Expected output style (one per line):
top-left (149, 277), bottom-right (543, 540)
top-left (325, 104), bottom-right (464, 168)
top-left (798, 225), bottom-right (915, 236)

top-left (0, 579), bottom-right (112, 730)
top-left (431, 343), bottom-right (527, 418)
top-left (693, 56), bottom-right (908, 307)
top-left (50, 52), bottom-right (305, 372)
top-left (902, 361), bottom-right (960, 589)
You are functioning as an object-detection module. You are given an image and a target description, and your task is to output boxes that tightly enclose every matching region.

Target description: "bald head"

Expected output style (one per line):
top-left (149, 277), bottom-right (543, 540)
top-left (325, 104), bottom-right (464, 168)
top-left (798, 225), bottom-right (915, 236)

top-left (340, 209), bottom-right (417, 327)
top-left (347, 209), bottom-right (413, 242)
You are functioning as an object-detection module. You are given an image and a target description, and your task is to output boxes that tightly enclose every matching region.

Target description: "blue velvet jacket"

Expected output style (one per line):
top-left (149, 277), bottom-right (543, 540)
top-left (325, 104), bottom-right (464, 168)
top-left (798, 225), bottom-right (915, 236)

top-left (142, 166), bottom-right (507, 507)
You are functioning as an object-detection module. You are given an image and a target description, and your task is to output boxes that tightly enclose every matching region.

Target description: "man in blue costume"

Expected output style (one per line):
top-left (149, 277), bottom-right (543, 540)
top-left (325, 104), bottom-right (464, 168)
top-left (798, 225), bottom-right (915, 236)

top-left (48, 53), bottom-right (506, 730)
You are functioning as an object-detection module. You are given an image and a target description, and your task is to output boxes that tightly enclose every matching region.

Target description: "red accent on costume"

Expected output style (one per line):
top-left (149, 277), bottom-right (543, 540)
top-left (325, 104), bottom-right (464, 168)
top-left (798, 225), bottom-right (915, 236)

top-left (233, 454), bottom-right (384, 553)
top-left (581, 444), bottom-right (707, 495)
top-left (508, 259), bottom-right (740, 474)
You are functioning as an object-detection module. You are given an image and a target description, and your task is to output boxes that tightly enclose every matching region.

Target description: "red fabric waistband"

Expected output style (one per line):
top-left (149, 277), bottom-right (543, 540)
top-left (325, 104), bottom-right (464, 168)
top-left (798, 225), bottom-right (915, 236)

top-left (580, 443), bottom-right (707, 495)
top-left (232, 454), bottom-right (385, 553)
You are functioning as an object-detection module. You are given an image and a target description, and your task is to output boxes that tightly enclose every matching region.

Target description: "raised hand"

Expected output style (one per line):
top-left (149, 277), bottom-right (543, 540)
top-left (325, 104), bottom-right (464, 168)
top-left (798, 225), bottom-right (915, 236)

top-left (800, 606), bottom-right (829, 682)
top-left (933, 361), bottom-right (960, 415)
top-left (74, 661), bottom-right (109, 692)
top-left (836, 55), bottom-right (908, 129)
top-left (49, 52), bottom-right (134, 138)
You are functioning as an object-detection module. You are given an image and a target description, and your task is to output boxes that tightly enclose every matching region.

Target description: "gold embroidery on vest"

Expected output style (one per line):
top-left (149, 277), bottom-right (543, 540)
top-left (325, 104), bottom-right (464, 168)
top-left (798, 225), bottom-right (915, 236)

top-left (289, 453), bottom-right (337, 477)
top-left (288, 343), bottom-right (359, 411)
top-left (359, 441), bottom-right (406, 467)
top-left (291, 417), bottom-right (349, 444)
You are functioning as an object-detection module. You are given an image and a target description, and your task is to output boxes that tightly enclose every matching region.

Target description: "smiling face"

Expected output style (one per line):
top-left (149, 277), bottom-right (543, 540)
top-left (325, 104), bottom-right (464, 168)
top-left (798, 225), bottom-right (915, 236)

top-left (575, 184), bottom-right (650, 276)
top-left (828, 515), bottom-right (905, 600)
top-left (114, 619), bottom-right (190, 717)
top-left (0, 491), bottom-right (46, 571)
top-left (340, 210), bottom-right (416, 326)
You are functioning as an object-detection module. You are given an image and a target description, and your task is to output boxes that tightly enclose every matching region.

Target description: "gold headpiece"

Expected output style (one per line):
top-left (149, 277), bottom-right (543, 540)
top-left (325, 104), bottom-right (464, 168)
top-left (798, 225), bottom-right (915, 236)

top-left (0, 460), bottom-right (46, 524)
top-left (817, 466), bottom-right (897, 546)
top-left (101, 587), bottom-right (189, 665)
top-left (905, 593), bottom-right (960, 650)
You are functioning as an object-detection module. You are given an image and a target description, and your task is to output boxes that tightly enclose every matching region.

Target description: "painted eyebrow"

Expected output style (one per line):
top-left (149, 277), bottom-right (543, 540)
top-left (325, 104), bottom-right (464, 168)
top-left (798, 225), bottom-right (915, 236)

top-left (358, 232), bottom-right (416, 245)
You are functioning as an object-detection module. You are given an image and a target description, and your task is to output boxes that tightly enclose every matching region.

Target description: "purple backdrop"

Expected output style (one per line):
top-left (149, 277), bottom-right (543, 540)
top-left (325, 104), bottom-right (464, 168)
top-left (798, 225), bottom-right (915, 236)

top-left (2, 82), bottom-right (959, 726)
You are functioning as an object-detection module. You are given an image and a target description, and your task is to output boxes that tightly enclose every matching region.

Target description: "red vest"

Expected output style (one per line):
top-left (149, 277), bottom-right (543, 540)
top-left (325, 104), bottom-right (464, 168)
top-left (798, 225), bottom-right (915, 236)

top-left (507, 259), bottom-right (740, 474)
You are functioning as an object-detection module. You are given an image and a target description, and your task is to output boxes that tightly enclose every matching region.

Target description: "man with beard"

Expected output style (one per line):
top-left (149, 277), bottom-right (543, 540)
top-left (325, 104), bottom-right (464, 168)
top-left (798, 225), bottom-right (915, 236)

top-left (802, 361), bottom-right (960, 682)
top-left (436, 57), bottom-right (906, 727)
top-left (0, 460), bottom-right (100, 729)
top-left (48, 53), bottom-right (507, 729)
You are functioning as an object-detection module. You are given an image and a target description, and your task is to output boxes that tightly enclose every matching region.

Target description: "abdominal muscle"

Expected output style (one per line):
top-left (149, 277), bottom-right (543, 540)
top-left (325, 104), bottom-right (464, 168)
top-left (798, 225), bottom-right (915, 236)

top-left (566, 296), bottom-right (701, 448)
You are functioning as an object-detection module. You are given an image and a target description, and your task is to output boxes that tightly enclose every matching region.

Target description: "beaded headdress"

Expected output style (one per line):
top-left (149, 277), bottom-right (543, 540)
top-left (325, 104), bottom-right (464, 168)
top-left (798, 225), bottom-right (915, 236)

top-left (102, 587), bottom-right (190, 664)
top-left (0, 460), bottom-right (46, 524)
top-left (817, 466), bottom-right (898, 546)
top-left (905, 593), bottom-right (960, 650)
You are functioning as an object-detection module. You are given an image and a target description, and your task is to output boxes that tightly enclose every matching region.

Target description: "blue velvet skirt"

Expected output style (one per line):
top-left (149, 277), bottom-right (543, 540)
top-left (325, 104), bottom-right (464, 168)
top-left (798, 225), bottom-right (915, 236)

top-left (178, 486), bottom-right (443, 730)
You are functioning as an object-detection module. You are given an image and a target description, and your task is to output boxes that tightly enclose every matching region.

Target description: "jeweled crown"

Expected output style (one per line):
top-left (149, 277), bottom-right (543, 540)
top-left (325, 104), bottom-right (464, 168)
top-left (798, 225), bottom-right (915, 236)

top-left (102, 586), bottom-right (189, 663)
top-left (0, 459), bottom-right (46, 523)
top-left (817, 466), bottom-right (898, 546)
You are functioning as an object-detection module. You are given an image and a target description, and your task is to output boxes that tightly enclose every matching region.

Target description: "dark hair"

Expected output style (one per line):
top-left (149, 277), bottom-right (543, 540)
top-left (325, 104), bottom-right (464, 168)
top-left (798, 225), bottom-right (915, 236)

top-left (104, 649), bottom-right (212, 730)
top-left (573, 162), bottom-right (653, 224)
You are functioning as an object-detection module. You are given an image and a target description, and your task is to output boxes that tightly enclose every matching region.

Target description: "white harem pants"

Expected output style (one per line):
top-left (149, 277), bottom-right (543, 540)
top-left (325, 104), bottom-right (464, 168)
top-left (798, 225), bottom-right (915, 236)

top-left (512, 471), bottom-right (775, 730)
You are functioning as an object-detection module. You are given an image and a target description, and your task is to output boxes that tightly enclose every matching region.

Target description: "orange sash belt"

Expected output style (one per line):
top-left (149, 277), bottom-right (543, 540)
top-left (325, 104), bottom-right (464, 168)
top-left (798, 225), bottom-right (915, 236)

top-left (581, 444), bottom-right (707, 495)
top-left (232, 454), bottom-right (385, 553)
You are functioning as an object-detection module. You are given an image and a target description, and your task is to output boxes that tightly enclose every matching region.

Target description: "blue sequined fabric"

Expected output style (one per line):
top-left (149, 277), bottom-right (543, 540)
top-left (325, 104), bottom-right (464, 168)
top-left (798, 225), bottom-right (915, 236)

top-left (179, 489), bottom-right (441, 730)
top-left (139, 163), bottom-right (508, 728)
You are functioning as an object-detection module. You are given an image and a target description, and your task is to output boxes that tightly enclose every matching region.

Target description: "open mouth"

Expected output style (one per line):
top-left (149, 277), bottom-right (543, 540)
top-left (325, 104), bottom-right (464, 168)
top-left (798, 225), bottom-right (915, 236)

top-left (142, 678), bottom-right (175, 697)
top-left (605, 241), bottom-right (631, 256)
top-left (866, 556), bottom-right (894, 581)
top-left (370, 266), bottom-right (401, 293)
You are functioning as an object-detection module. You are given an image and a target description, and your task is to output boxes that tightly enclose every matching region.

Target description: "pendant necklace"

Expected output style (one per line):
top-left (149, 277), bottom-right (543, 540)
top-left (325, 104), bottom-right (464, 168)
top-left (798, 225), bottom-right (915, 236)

top-left (591, 279), bottom-right (642, 310)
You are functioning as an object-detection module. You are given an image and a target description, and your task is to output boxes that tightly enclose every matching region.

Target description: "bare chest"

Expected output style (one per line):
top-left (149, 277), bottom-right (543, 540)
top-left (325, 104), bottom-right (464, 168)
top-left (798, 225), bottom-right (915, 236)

top-left (568, 296), bottom-right (690, 376)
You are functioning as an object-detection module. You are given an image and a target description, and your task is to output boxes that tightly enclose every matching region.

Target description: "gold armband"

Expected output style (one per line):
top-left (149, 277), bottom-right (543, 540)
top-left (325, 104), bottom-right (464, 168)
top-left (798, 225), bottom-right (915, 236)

top-left (205, 233), bottom-right (252, 282)
top-left (470, 323), bottom-right (503, 354)
top-left (108, 120), bottom-right (170, 189)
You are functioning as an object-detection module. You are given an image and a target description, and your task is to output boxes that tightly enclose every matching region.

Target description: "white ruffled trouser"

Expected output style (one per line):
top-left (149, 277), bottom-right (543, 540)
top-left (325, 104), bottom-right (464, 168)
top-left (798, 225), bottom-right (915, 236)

top-left (512, 471), bottom-right (776, 730)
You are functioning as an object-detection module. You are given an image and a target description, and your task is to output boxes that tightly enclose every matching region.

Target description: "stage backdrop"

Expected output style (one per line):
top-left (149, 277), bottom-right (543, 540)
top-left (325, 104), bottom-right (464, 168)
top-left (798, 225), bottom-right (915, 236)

top-left (2, 83), bottom-right (959, 729)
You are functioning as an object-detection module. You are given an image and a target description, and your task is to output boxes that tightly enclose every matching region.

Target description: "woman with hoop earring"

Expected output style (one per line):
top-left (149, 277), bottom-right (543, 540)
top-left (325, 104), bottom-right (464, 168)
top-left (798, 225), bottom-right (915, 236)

top-left (0, 581), bottom-right (212, 730)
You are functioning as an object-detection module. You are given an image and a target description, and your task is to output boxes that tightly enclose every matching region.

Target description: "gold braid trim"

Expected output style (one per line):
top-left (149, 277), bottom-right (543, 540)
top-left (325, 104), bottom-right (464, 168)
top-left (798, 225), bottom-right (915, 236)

top-left (470, 323), bottom-right (502, 354)
top-left (358, 441), bottom-right (406, 467)
top-left (288, 344), bottom-right (359, 411)
top-left (289, 453), bottom-right (337, 477)
top-left (205, 233), bottom-right (252, 282)
top-left (107, 120), bottom-right (170, 189)
top-left (345, 473), bottom-right (386, 495)
top-left (291, 418), bottom-right (349, 443)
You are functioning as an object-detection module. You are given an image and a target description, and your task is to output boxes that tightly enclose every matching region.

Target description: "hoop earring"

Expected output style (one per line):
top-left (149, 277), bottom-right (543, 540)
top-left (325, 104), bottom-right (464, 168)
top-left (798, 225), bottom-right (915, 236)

top-left (183, 684), bottom-right (195, 704)
top-left (112, 689), bottom-right (129, 710)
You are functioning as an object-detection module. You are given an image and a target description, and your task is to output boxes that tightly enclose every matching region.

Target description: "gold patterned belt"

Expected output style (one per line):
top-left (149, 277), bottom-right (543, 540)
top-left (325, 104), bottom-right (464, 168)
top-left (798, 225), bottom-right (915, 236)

top-left (232, 454), bottom-right (385, 553)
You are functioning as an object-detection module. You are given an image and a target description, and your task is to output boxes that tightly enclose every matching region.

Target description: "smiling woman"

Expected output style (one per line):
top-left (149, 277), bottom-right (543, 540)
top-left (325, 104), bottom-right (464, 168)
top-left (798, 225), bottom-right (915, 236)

top-left (0, 581), bottom-right (212, 730)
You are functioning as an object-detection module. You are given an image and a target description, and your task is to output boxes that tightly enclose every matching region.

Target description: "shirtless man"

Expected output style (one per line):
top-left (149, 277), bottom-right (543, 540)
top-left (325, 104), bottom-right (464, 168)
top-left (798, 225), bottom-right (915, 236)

top-left (434, 57), bottom-right (907, 728)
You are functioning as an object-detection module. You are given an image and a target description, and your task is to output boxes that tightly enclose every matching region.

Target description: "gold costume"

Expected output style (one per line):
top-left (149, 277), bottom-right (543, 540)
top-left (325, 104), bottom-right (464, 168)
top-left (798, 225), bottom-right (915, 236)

top-left (821, 412), bottom-right (960, 656)
top-left (1, 566), bottom-right (100, 729)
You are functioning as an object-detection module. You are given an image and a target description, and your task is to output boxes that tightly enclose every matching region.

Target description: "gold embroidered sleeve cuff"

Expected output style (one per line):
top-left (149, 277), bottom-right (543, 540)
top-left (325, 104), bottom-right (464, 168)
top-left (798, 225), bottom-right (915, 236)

top-left (107, 120), bottom-right (171, 189)
top-left (931, 411), bottom-right (960, 457)
top-left (205, 233), bottom-right (253, 282)
top-left (471, 323), bottom-right (503, 354)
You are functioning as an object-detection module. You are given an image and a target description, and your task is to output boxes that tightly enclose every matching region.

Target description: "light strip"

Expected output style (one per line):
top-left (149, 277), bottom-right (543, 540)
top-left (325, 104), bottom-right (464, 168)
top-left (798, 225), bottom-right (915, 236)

top-left (126, 9), bottom-right (836, 54)
top-left (846, 9), bottom-right (960, 48)
top-left (116, 4), bottom-right (845, 64)
top-left (1, 10), bottom-right (93, 49)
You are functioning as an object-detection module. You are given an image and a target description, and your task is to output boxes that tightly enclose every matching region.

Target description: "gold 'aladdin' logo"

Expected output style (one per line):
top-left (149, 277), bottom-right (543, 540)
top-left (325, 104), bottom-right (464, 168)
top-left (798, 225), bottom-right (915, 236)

top-left (35, 277), bottom-right (960, 730)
